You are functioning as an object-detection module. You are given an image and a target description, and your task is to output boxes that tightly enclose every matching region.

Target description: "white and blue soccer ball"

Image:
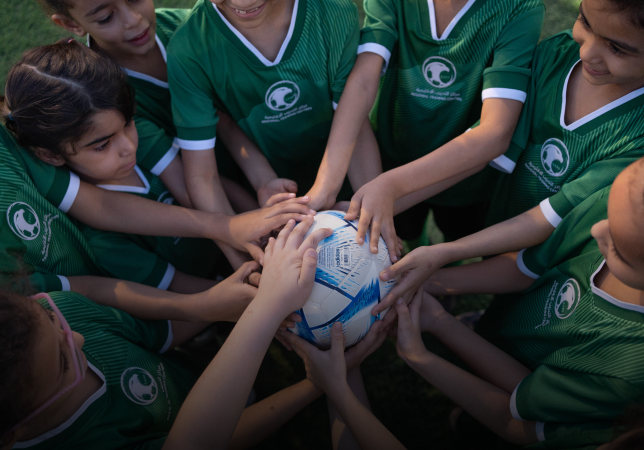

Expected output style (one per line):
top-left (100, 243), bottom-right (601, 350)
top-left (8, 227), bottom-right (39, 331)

top-left (288, 211), bottom-right (399, 349)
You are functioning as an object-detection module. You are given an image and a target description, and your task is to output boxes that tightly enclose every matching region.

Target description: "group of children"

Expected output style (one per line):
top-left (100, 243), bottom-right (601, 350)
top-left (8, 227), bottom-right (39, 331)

top-left (0, 0), bottom-right (643, 448)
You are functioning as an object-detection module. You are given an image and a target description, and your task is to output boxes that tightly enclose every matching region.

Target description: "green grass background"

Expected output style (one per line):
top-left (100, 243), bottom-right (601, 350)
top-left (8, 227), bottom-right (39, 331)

top-left (0, 1), bottom-right (581, 448)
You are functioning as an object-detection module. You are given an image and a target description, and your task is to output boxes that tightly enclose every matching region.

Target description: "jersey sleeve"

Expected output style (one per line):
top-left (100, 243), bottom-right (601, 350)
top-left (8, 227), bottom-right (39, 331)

top-left (134, 116), bottom-right (180, 176)
top-left (511, 365), bottom-right (644, 424)
top-left (167, 41), bottom-right (218, 151)
top-left (524, 420), bottom-right (616, 450)
top-left (328, 3), bottom-right (360, 106)
top-left (542, 151), bottom-right (643, 227)
top-left (358, 0), bottom-right (399, 73)
top-left (481, 6), bottom-right (544, 104)
top-left (81, 228), bottom-right (176, 290)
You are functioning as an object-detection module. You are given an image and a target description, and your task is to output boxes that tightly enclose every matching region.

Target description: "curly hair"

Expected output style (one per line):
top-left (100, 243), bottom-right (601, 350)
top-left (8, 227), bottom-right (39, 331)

top-left (1, 39), bottom-right (135, 158)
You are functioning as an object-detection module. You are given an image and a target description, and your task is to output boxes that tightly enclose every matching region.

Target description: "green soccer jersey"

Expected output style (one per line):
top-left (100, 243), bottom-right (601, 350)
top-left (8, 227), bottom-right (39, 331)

top-left (168, 0), bottom-right (359, 195)
top-left (0, 126), bottom-right (101, 292)
top-left (13, 291), bottom-right (200, 450)
top-left (78, 166), bottom-right (220, 289)
top-left (88, 9), bottom-right (189, 176)
top-left (486, 31), bottom-right (644, 226)
top-left (360, 0), bottom-right (544, 206)
top-left (477, 187), bottom-right (644, 449)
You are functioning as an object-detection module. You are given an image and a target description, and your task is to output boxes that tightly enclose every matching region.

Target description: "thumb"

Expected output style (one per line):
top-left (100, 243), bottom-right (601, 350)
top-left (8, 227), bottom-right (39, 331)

top-left (330, 322), bottom-right (345, 359)
top-left (285, 179), bottom-right (298, 193)
top-left (299, 248), bottom-right (318, 289)
top-left (235, 261), bottom-right (260, 282)
top-left (246, 244), bottom-right (265, 266)
top-left (344, 195), bottom-right (362, 221)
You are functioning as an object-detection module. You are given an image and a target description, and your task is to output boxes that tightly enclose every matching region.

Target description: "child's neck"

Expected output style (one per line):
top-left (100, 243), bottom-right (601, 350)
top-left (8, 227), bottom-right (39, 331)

top-left (96, 38), bottom-right (167, 83)
top-left (564, 63), bottom-right (644, 125)
top-left (433, 0), bottom-right (471, 38)
top-left (80, 167), bottom-right (145, 189)
top-left (595, 262), bottom-right (644, 308)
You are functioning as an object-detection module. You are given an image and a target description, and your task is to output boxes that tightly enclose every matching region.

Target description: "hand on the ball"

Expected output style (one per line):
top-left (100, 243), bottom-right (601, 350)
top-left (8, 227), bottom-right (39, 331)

top-left (228, 201), bottom-right (316, 264)
top-left (280, 320), bottom-right (387, 396)
top-left (373, 245), bottom-right (446, 316)
top-left (344, 176), bottom-right (398, 263)
top-left (258, 178), bottom-right (298, 207)
top-left (258, 217), bottom-right (332, 316)
top-left (393, 288), bottom-right (429, 365)
top-left (201, 261), bottom-right (260, 322)
top-left (304, 182), bottom-right (340, 212)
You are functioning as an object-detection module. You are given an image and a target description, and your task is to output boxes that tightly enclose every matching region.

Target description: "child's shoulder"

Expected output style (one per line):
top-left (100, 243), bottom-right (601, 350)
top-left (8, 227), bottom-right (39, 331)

top-left (155, 8), bottom-right (191, 37)
top-left (169, 0), bottom-right (212, 44)
top-left (307, 0), bottom-right (358, 25)
top-left (535, 30), bottom-right (577, 57)
top-left (531, 30), bottom-right (578, 74)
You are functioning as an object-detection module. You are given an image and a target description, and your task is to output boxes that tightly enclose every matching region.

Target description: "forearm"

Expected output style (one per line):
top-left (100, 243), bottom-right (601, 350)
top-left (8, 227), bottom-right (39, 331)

top-left (165, 299), bottom-right (287, 449)
top-left (70, 182), bottom-right (232, 242)
top-left (217, 113), bottom-right (278, 192)
top-left (182, 148), bottom-right (235, 215)
top-left (67, 276), bottom-right (206, 322)
top-left (229, 380), bottom-right (323, 450)
top-left (406, 351), bottom-right (536, 445)
top-left (328, 367), bottom-right (372, 450)
top-left (425, 252), bottom-right (534, 296)
top-left (429, 206), bottom-right (554, 267)
top-left (346, 120), bottom-right (383, 191)
top-left (168, 270), bottom-right (218, 295)
top-left (327, 385), bottom-right (406, 450)
top-left (158, 156), bottom-right (193, 208)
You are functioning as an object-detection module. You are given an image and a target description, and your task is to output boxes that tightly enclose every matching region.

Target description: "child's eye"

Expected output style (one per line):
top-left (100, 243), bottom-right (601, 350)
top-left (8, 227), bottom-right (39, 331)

top-left (97, 12), bottom-right (114, 25)
top-left (61, 350), bottom-right (70, 373)
top-left (608, 42), bottom-right (626, 56)
top-left (95, 141), bottom-right (110, 152)
top-left (576, 14), bottom-right (590, 29)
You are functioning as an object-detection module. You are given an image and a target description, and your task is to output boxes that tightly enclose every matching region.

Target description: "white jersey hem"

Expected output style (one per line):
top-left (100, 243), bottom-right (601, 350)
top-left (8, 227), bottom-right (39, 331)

top-left (177, 137), bottom-right (216, 150)
top-left (488, 154), bottom-right (516, 173)
top-left (57, 275), bottom-right (71, 292)
top-left (357, 43), bottom-right (391, 75)
top-left (540, 198), bottom-right (562, 228)
top-left (510, 381), bottom-right (525, 421)
top-left (536, 422), bottom-right (546, 442)
top-left (151, 138), bottom-right (181, 176)
top-left (159, 320), bottom-right (174, 354)
top-left (157, 263), bottom-right (176, 291)
top-left (516, 249), bottom-right (540, 280)
top-left (58, 172), bottom-right (81, 213)
top-left (482, 88), bottom-right (527, 103)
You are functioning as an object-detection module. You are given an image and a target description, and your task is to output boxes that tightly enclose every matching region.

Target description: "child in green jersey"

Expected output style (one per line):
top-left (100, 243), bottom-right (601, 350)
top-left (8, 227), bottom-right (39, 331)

top-left (371, 0), bottom-right (644, 309)
top-left (166, 0), bottom-right (382, 217)
top-left (382, 157), bottom-right (644, 448)
top-left (0, 218), bottom-right (387, 450)
top-left (335, 0), bottom-right (544, 258)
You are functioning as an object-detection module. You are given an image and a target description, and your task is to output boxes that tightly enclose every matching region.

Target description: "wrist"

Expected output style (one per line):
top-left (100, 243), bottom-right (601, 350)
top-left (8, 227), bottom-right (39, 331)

top-left (402, 347), bottom-right (432, 370)
top-left (256, 175), bottom-right (279, 193)
top-left (325, 379), bottom-right (352, 403)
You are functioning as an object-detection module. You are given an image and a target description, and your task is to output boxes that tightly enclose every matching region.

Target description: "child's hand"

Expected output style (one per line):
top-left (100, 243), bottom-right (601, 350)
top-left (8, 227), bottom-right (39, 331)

top-left (228, 201), bottom-right (316, 263)
top-left (257, 217), bottom-right (332, 316)
top-left (304, 182), bottom-right (340, 212)
top-left (371, 245), bottom-right (448, 316)
top-left (394, 288), bottom-right (429, 365)
top-left (202, 261), bottom-right (260, 322)
top-left (344, 177), bottom-right (398, 263)
top-left (386, 292), bottom-right (451, 337)
top-left (281, 321), bottom-right (387, 397)
top-left (258, 178), bottom-right (298, 207)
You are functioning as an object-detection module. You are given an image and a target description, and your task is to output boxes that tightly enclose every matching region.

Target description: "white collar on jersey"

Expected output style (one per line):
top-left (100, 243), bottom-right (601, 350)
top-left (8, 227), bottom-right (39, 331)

top-left (427, 0), bottom-right (476, 41)
top-left (96, 165), bottom-right (151, 195)
top-left (590, 260), bottom-right (644, 314)
top-left (212, 0), bottom-right (299, 66)
top-left (87, 33), bottom-right (169, 89)
top-left (12, 362), bottom-right (107, 449)
top-left (560, 60), bottom-right (644, 131)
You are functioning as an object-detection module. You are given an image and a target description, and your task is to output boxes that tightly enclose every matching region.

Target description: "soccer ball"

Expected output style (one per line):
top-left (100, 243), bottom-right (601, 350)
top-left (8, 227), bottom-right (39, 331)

top-left (288, 211), bottom-right (399, 349)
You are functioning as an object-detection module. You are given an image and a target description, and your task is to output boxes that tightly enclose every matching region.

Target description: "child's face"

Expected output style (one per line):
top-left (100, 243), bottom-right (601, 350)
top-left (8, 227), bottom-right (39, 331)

top-left (54, 0), bottom-right (157, 58)
top-left (572, 0), bottom-right (644, 89)
top-left (211, 0), bottom-right (281, 28)
top-left (64, 109), bottom-right (139, 185)
top-left (592, 160), bottom-right (644, 290)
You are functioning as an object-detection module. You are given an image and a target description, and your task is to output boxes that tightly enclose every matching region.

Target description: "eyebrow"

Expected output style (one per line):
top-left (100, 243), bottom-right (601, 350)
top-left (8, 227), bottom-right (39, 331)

top-left (580, 2), bottom-right (642, 54)
top-left (83, 133), bottom-right (115, 147)
top-left (85, 3), bottom-right (110, 17)
top-left (37, 304), bottom-right (65, 376)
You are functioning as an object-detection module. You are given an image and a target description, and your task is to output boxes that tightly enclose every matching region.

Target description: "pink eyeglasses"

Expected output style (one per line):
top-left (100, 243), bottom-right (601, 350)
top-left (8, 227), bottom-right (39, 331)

top-left (11, 293), bottom-right (86, 431)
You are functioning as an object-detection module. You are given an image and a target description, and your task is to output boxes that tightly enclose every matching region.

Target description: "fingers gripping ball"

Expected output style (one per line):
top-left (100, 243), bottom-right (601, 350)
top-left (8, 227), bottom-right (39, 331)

top-left (289, 211), bottom-right (399, 349)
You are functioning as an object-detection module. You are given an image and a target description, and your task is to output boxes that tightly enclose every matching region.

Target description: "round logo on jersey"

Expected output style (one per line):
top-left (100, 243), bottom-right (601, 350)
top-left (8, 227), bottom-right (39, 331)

top-left (157, 191), bottom-right (176, 206)
top-left (554, 278), bottom-right (581, 320)
top-left (7, 202), bottom-right (40, 241)
top-left (265, 81), bottom-right (300, 111)
top-left (121, 367), bottom-right (158, 405)
top-left (540, 138), bottom-right (570, 177)
top-left (422, 56), bottom-right (457, 88)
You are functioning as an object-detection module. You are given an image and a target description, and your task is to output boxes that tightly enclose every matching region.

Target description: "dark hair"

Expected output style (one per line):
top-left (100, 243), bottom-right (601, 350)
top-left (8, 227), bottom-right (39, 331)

top-left (609, 404), bottom-right (644, 450)
top-left (607, 0), bottom-right (644, 29)
top-left (2, 39), bottom-right (135, 158)
top-left (36, 0), bottom-right (71, 16)
top-left (0, 293), bottom-right (40, 439)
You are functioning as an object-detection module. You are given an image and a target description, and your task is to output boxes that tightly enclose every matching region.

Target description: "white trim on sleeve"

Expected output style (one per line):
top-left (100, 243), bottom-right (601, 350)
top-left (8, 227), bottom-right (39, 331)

top-left (332, 101), bottom-right (338, 110)
top-left (57, 275), bottom-right (71, 292)
top-left (159, 320), bottom-right (174, 354)
top-left (516, 249), bottom-right (540, 280)
top-left (536, 422), bottom-right (546, 442)
top-left (488, 154), bottom-right (516, 174)
top-left (510, 381), bottom-right (525, 421)
top-left (157, 263), bottom-right (176, 291)
top-left (539, 198), bottom-right (563, 228)
top-left (177, 137), bottom-right (216, 151)
top-left (150, 138), bottom-right (181, 176)
top-left (357, 43), bottom-right (391, 75)
top-left (482, 88), bottom-right (527, 103)
top-left (58, 172), bottom-right (81, 213)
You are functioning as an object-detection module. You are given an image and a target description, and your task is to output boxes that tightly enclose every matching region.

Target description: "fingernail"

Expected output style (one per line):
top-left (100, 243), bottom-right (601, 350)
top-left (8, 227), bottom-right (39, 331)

top-left (286, 323), bottom-right (294, 328)
top-left (288, 193), bottom-right (295, 197)
top-left (259, 258), bottom-right (264, 265)
top-left (392, 256), bottom-right (397, 262)
top-left (299, 215), bottom-right (307, 219)
top-left (306, 249), bottom-right (317, 258)
top-left (302, 196), bottom-right (310, 201)
top-left (397, 298), bottom-right (403, 305)
top-left (309, 209), bottom-right (316, 214)
top-left (381, 273), bottom-right (390, 281)
top-left (358, 238), bottom-right (364, 244)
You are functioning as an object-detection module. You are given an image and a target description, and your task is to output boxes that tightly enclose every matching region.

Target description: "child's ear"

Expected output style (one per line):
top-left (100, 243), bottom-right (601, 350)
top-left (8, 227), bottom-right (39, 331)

top-left (33, 147), bottom-right (67, 167)
top-left (51, 14), bottom-right (87, 37)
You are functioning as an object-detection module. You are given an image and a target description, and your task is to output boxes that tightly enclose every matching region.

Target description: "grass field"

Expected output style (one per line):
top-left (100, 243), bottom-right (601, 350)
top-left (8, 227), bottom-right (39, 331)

top-left (1, 1), bottom-right (581, 449)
